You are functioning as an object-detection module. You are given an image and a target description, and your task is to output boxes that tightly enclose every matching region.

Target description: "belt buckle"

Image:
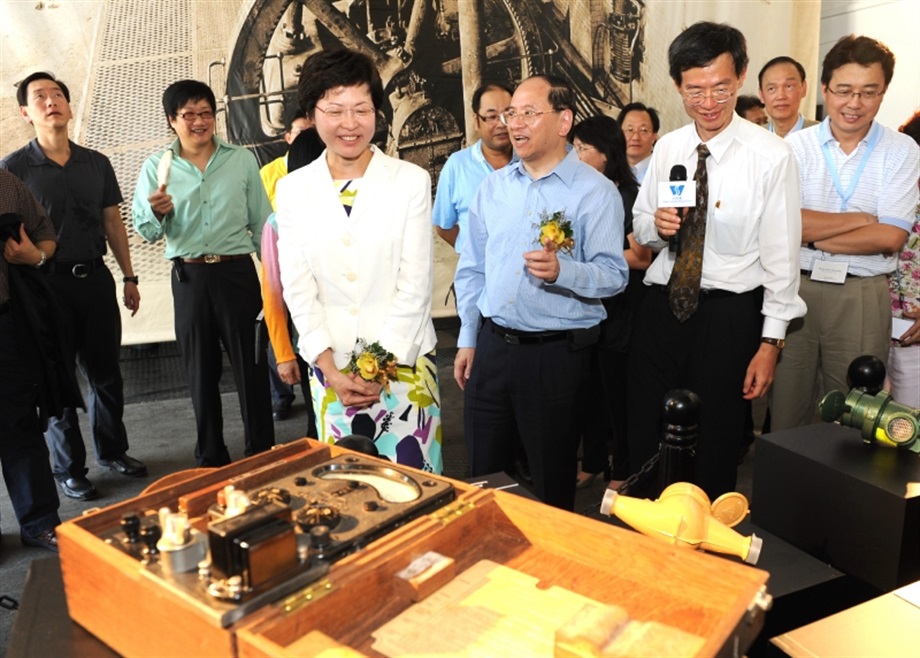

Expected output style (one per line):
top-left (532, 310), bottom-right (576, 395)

top-left (203, 254), bottom-right (220, 264)
top-left (71, 263), bottom-right (89, 279)
top-left (503, 333), bottom-right (520, 345)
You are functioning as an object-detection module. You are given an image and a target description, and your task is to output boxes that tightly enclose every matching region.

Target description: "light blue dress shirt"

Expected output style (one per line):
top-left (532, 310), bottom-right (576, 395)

top-left (132, 137), bottom-right (270, 259)
top-left (432, 139), bottom-right (515, 253)
top-left (455, 148), bottom-right (628, 347)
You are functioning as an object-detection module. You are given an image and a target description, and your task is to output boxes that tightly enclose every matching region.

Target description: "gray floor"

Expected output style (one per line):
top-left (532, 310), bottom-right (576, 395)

top-left (0, 322), bottom-right (758, 654)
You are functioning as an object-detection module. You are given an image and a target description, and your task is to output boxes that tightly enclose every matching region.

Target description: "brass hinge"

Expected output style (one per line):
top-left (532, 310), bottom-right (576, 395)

top-left (279, 578), bottom-right (335, 614)
top-left (431, 500), bottom-right (475, 525)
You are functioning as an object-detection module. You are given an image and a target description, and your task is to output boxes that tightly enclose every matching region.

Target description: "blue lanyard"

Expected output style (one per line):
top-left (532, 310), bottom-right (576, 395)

top-left (820, 122), bottom-right (881, 211)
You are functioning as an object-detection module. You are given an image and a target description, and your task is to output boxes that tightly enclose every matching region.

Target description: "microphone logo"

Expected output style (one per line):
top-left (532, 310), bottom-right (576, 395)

top-left (669, 184), bottom-right (685, 196)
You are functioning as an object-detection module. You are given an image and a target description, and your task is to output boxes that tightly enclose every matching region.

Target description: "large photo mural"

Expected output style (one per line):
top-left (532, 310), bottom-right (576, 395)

top-left (0, 0), bottom-right (821, 343)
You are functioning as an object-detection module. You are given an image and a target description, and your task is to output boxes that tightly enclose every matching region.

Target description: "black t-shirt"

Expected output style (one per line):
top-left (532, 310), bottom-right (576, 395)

top-left (0, 140), bottom-right (122, 261)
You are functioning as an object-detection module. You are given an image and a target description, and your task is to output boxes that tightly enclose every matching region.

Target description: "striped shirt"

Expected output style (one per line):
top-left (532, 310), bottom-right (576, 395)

top-left (788, 119), bottom-right (920, 276)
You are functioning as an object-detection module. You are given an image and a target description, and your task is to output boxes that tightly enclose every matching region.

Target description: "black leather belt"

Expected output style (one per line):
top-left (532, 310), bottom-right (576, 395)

top-left (52, 257), bottom-right (105, 278)
top-left (182, 254), bottom-right (250, 264)
top-left (486, 318), bottom-right (567, 345)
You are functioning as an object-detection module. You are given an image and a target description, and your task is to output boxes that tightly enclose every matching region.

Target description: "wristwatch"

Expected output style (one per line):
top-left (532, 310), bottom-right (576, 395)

top-left (761, 337), bottom-right (785, 350)
top-left (123, 275), bottom-right (139, 285)
top-left (34, 250), bottom-right (47, 269)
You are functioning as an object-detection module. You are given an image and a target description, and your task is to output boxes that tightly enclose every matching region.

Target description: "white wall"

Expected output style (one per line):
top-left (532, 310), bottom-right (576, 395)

top-left (820, 0), bottom-right (920, 129)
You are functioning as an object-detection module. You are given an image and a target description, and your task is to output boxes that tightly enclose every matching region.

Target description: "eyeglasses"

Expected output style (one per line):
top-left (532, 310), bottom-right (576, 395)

top-left (573, 143), bottom-right (596, 154)
top-left (176, 110), bottom-right (215, 122)
top-left (826, 87), bottom-right (884, 102)
top-left (622, 126), bottom-right (653, 136)
top-left (499, 109), bottom-right (560, 126)
top-left (476, 113), bottom-right (502, 125)
top-left (315, 105), bottom-right (376, 120)
top-left (681, 87), bottom-right (734, 107)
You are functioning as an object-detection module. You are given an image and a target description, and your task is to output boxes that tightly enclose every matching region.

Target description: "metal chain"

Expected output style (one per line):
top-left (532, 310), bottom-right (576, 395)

top-left (616, 453), bottom-right (659, 496)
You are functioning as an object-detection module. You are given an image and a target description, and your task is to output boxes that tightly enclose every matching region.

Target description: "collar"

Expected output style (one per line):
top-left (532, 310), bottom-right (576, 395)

top-left (507, 146), bottom-right (581, 186)
top-left (768, 114), bottom-right (806, 135)
top-left (471, 139), bottom-right (517, 169)
top-left (686, 113), bottom-right (738, 164)
top-left (167, 135), bottom-right (230, 158)
top-left (819, 118), bottom-right (882, 151)
top-left (25, 138), bottom-right (85, 167)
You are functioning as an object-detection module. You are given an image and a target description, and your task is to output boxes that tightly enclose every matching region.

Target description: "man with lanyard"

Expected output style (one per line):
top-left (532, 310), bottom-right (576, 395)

top-left (133, 79), bottom-right (275, 466)
top-left (2, 72), bottom-right (146, 501)
top-left (772, 36), bottom-right (920, 430)
top-left (453, 75), bottom-right (627, 511)
top-left (758, 56), bottom-right (819, 139)
top-left (628, 22), bottom-right (804, 499)
top-left (433, 83), bottom-right (514, 253)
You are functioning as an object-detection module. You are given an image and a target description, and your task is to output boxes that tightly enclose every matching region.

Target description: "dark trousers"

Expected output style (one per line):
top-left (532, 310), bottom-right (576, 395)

top-left (0, 311), bottom-right (61, 536)
top-left (464, 320), bottom-right (593, 511)
top-left (172, 259), bottom-right (274, 466)
top-left (45, 264), bottom-right (128, 479)
top-left (626, 286), bottom-right (761, 499)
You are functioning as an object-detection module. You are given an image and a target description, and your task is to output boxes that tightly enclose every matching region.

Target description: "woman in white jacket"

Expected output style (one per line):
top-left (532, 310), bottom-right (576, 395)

top-left (275, 49), bottom-right (441, 473)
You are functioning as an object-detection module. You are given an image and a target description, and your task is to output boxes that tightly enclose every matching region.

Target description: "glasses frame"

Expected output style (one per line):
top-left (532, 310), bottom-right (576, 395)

top-left (680, 86), bottom-right (735, 107)
top-left (176, 110), bottom-right (215, 122)
top-left (825, 87), bottom-right (885, 102)
top-left (314, 105), bottom-right (376, 120)
top-left (475, 112), bottom-right (502, 125)
top-left (622, 126), bottom-right (653, 137)
top-left (499, 109), bottom-right (561, 126)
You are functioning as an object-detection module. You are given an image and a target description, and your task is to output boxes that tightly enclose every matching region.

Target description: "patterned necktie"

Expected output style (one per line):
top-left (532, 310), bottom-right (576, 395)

top-left (668, 143), bottom-right (711, 322)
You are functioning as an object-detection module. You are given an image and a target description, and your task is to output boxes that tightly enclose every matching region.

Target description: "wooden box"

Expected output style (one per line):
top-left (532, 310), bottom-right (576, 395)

top-left (57, 439), bottom-right (770, 657)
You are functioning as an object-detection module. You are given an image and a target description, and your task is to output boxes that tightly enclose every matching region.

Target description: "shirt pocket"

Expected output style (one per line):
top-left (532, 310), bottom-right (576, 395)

top-left (707, 189), bottom-right (761, 257)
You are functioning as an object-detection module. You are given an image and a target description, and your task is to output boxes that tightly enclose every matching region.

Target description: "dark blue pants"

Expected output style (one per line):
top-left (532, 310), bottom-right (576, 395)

top-left (463, 320), bottom-right (592, 511)
top-left (0, 310), bottom-right (61, 536)
top-left (45, 264), bottom-right (128, 480)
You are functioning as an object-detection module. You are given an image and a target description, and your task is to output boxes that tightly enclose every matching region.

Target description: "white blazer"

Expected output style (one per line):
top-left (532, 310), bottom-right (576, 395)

top-left (275, 146), bottom-right (437, 369)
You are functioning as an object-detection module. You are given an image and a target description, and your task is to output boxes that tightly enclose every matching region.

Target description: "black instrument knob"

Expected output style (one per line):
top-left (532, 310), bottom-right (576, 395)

top-left (140, 523), bottom-right (162, 555)
top-left (847, 355), bottom-right (886, 394)
top-left (121, 513), bottom-right (141, 543)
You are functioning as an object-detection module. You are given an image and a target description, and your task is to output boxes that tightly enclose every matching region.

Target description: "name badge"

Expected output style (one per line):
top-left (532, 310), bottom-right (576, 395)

top-left (810, 260), bottom-right (849, 284)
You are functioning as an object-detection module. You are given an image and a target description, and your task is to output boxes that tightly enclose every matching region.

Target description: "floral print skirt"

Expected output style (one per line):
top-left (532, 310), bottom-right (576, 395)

top-left (310, 351), bottom-right (443, 474)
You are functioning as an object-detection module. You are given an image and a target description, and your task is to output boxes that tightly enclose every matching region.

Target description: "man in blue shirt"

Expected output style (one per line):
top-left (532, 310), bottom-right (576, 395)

top-left (133, 80), bottom-right (274, 467)
top-left (454, 75), bottom-right (628, 510)
top-left (433, 83), bottom-right (514, 252)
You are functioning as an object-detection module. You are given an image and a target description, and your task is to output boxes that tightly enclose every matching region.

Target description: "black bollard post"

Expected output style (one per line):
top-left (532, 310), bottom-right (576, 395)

top-left (658, 389), bottom-right (701, 495)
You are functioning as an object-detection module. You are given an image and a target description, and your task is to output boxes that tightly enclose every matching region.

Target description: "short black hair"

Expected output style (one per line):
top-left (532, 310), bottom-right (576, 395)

top-left (298, 49), bottom-right (384, 117)
top-left (736, 95), bottom-right (765, 117)
top-left (17, 71), bottom-right (70, 107)
top-left (162, 80), bottom-right (216, 132)
top-left (287, 110), bottom-right (307, 131)
top-left (572, 114), bottom-right (638, 194)
top-left (471, 82), bottom-right (514, 113)
top-left (617, 102), bottom-right (660, 133)
top-left (667, 22), bottom-right (748, 86)
top-left (758, 56), bottom-right (807, 88)
top-left (821, 35), bottom-right (895, 87)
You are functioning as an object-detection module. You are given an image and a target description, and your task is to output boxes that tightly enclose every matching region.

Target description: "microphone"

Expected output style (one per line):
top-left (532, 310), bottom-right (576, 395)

top-left (669, 165), bottom-right (687, 253)
top-left (657, 165), bottom-right (696, 254)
